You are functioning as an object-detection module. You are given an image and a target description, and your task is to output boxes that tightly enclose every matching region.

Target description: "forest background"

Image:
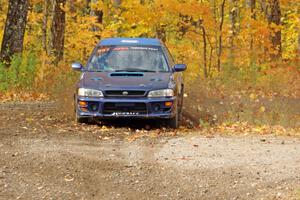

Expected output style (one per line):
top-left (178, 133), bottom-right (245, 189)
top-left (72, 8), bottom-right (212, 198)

top-left (0, 0), bottom-right (299, 130)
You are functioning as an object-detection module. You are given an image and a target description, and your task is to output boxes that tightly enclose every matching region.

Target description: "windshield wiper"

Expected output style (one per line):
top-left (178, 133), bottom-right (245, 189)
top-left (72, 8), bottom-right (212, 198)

top-left (87, 70), bottom-right (104, 72)
top-left (115, 68), bottom-right (156, 73)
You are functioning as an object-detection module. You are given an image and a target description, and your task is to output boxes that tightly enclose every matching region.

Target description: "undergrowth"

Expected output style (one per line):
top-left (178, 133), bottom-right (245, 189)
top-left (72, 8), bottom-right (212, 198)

top-left (1, 54), bottom-right (299, 129)
top-left (185, 63), bottom-right (300, 128)
top-left (0, 53), bottom-right (37, 91)
top-left (0, 53), bottom-right (79, 94)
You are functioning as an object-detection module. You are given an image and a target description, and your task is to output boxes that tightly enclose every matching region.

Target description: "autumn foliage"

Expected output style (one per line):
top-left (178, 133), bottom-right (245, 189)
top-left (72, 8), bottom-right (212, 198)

top-left (0, 0), bottom-right (299, 86)
top-left (0, 0), bottom-right (299, 128)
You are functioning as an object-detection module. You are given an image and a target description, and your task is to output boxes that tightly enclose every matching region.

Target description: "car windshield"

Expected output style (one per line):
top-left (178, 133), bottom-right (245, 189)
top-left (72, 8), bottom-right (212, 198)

top-left (87, 46), bottom-right (169, 72)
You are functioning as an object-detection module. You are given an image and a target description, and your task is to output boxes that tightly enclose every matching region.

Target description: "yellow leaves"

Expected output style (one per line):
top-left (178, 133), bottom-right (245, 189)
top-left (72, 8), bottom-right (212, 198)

top-left (90, 1), bottom-right (104, 11)
top-left (0, 0), bottom-right (298, 93)
top-left (258, 106), bottom-right (266, 113)
top-left (163, 0), bottom-right (211, 20)
top-left (65, 14), bottom-right (100, 61)
top-left (26, 117), bottom-right (34, 123)
top-left (59, 2), bottom-right (68, 13)
top-left (249, 93), bottom-right (258, 101)
top-left (269, 22), bottom-right (282, 33)
top-left (281, 8), bottom-right (299, 59)
top-left (30, 0), bottom-right (43, 4)
top-left (121, 1), bottom-right (161, 30)
top-left (101, 29), bottom-right (117, 39)
top-left (280, 0), bottom-right (300, 7)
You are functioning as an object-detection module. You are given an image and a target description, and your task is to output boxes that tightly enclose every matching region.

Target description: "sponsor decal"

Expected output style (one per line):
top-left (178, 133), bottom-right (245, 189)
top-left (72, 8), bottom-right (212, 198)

top-left (112, 112), bottom-right (140, 116)
top-left (97, 47), bottom-right (110, 54)
top-left (97, 46), bottom-right (159, 54)
top-left (130, 47), bottom-right (158, 51)
top-left (121, 40), bottom-right (138, 43)
top-left (113, 47), bottom-right (129, 51)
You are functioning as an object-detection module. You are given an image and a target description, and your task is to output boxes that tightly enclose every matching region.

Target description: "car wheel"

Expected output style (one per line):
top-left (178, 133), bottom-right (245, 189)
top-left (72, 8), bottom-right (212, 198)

top-left (76, 116), bottom-right (89, 124)
top-left (178, 90), bottom-right (184, 122)
top-left (167, 106), bottom-right (179, 129)
top-left (75, 108), bottom-right (89, 124)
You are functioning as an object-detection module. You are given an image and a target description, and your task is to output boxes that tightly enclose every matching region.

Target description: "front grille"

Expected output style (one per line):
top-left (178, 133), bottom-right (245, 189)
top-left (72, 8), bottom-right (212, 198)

top-left (103, 102), bottom-right (147, 114)
top-left (104, 90), bottom-right (146, 97)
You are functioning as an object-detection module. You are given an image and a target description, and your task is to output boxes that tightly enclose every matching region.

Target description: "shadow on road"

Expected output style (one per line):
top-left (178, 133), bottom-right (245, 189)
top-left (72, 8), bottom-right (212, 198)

top-left (94, 118), bottom-right (167, 130)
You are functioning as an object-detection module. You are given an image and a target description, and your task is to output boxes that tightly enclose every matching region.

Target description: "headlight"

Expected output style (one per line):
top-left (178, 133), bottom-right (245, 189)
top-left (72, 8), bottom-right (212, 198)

top-left (148, 89), bottom-right (174, 97)
top-left (78, 88), bottom-right (104, 97)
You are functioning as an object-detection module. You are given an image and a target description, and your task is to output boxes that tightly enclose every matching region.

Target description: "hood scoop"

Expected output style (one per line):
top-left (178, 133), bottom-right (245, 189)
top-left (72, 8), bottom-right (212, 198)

top-left (110, 72), bottom-right (144, 77)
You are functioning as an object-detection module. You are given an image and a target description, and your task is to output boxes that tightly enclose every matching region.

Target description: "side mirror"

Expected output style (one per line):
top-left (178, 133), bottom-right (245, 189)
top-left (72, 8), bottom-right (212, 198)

top-left (173, 64), bottom-right (187, 72)
top-left (72, 62), bottom-right (83, 71)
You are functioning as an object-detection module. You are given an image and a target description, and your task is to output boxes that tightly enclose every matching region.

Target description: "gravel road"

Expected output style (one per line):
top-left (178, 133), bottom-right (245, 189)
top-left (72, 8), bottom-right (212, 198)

top-left (0, 103), bottom-right (299, 200)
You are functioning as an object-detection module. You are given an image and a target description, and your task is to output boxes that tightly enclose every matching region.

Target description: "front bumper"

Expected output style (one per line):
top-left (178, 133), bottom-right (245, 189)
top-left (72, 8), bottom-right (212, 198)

top-left (76, 96), bottom-right (176, 119)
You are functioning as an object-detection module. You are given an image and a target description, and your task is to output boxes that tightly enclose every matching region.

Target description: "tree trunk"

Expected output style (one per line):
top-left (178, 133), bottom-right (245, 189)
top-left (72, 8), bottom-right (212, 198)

top-left (201, 26), bottom-right (208, 78)
top-left (246, 0), bottom-right (256, 64)
top-left (267, 0), bottom-right (281, 58)
top-left (229, 0), bottom-right (238, 64)
top-left (112, 0), bottom-right (121, 5)
top-left (298, 31), bottom-right (300, 58)
top-left (90, 0), bottom-right (103, 33)
top-left (207, 36), bottom-right (214, 77)
top-left (297, 7), bottom-right (300, 58)
top-left (85, 0), bottom-right (91, 14)
top-left (217, 0), bottom-right (226, 72)
top-left (0, 0), bottom-right (29, 64)
top-left (259, 0), bottom-right (267, 18)
top-left (42, 0), bottom-right (50, 54)
top-left (69, 0), bottom-right (76, 13)
top-left (90, 0), bottom-right (103, 24)
top-left (50, 0), bottom-right (66, 63)
top-left (156, 25), bottom-right (166, 42)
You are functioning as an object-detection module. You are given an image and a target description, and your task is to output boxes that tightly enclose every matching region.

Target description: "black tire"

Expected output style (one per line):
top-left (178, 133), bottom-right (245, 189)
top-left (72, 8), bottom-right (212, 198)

top-left (178, 107), bottom-right (183, 122)
top-left (167, 107), bottom-right (179, 129)
top-left (178, 91), bottom-right (184, 122)
top-left (75, 108), bottom-right (89, 124)
top-left (76, 116), bottom-right (89, 124)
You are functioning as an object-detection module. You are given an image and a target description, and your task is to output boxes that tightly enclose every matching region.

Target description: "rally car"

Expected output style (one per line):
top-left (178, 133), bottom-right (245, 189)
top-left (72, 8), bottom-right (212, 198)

top-left (72, 38), bottom-right (186, 128)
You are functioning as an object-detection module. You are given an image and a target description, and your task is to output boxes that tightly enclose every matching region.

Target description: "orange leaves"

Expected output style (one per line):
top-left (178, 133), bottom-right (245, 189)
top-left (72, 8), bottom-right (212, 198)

top-left (199, 121), bottom-right (300, 136)
top-left (0, 91), bottom-right (48, 103)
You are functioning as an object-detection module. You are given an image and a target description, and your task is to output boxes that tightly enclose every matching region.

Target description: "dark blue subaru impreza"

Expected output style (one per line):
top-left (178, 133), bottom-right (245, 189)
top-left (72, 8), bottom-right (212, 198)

top-left (72, 38), bottom-right (186, 128)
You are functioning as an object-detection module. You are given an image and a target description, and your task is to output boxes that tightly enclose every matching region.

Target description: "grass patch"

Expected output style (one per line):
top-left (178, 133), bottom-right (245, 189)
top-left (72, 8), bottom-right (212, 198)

top-left (0, 53), bottom-right (37, 91)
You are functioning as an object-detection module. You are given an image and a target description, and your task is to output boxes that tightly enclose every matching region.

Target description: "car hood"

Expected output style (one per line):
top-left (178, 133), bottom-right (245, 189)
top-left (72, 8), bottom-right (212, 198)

top-left (79, 72), bottom-right (172, 91)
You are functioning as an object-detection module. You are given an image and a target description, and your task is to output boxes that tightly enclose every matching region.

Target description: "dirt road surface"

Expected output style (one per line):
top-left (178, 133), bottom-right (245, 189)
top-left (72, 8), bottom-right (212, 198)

top-left (0, 102), bottom-right (299, 200)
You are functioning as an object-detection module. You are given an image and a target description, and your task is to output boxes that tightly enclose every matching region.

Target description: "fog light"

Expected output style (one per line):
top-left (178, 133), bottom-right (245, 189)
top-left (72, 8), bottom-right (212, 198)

top-left (90, 103), bottom-right (98, 111)
top-left (153, 104), bottom-right (161, 112)
top-left (165, 101), bottom-right (173, 107)
top-left (79, 101), bottom-right (87, 107)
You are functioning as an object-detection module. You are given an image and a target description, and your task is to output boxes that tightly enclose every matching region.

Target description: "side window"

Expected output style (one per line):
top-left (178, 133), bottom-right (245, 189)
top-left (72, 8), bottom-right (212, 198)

top-left (162, 45), bottom-right (175, 67)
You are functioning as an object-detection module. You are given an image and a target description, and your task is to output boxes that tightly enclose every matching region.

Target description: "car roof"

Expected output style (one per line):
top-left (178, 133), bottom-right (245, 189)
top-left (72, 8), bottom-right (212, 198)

top-left (98, 38), bottom-right (162, 47)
